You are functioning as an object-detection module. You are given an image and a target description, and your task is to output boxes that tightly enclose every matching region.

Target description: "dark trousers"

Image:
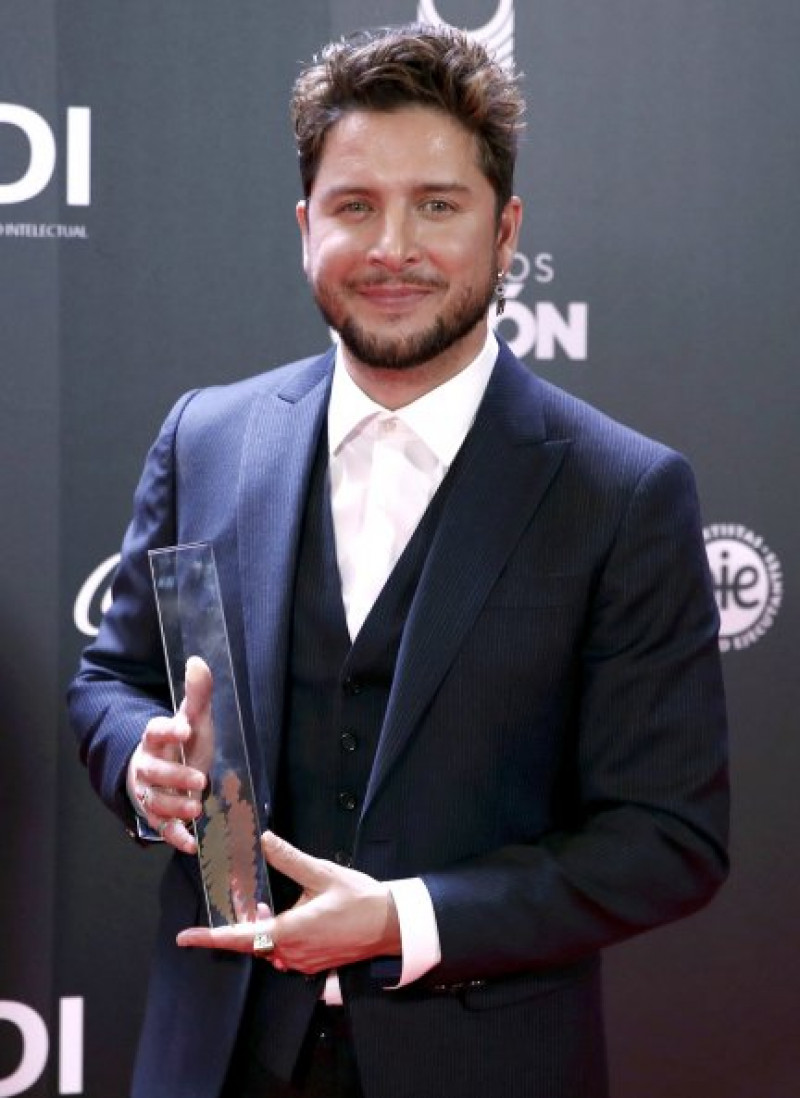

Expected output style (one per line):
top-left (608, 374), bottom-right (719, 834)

top-left (221, 1005), bottom-right (364, 1098)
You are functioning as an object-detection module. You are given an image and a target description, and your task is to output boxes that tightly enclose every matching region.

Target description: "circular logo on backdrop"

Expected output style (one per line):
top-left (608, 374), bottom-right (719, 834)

top-left (703, 524), bottom-right (783, 652)
top-left (417, 0), bottom-right (515, 71)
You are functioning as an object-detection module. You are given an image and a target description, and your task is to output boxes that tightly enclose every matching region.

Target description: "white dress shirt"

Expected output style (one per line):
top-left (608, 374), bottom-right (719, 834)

top-left (325, 329), bottom-right (499, 997)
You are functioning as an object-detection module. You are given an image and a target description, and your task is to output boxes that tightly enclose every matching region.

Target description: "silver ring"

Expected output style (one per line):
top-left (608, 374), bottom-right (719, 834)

top-left (137, 786), bottom-right (152, 810)
top-left (253, 931), bottom-right (276, 959)
top-left (157, 818), bottom-right (170, 837)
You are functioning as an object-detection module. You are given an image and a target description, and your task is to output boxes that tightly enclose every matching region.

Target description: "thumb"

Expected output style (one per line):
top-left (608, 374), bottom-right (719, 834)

top-left (178, 656), bottom-right (215, 774)
top-left (261, 831), bottom-right (330, 892)
top-left (183, 656), bottom-right (213, 726)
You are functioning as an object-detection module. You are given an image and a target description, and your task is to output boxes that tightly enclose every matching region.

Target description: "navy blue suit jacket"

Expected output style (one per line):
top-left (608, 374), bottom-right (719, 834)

top-left (68, 342), bottom-right (729, 1098)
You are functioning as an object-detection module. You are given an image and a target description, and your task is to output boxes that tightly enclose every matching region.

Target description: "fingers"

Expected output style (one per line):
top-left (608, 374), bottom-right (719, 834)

top-left (130, 725), bottom-right (203, 853)
top-left (177, 834), bottom-right (393, 973)
top-left (261, 830), bottom-right (332, 892)
top-left (177, 832), bottom-right (332, 964)
top-left (155, 816), bottom-right (198, 855)
top-left (177, 919), bottom-right (271, 954)
top-left (177, 904), bottom-right (280, 961)
top-left (132, 776), bottom-right (200, 853)
top-left (136, 715), bottom-right (207, 796)
top-left (177, 918), bottom-right (290, 976)
top-left (130, 658), bottom-right (214, 853)
top-left (135, 782), bottom-right (203, 826)
top-left (131, 750), bottom-right (205, 831)
top-left (142, 714), bottom-right (192, 754)
top-left (135, 762), bottom-right (206, 802)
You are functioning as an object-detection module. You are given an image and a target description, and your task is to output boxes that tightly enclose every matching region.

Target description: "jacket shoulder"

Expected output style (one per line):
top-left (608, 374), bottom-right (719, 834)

top-left (176, 350), bottom-right (333, 427)
top-left (494, 345), bottom-right (694, 505)
top-left (528, 372), bottom-right (686, 490)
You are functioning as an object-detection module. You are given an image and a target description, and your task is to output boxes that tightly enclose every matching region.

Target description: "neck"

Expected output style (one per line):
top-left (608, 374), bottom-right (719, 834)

top-left (340, 322), bottom-right (490, 410)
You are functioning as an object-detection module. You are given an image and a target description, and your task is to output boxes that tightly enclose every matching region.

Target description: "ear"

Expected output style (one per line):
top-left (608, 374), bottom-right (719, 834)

top-left (495, 195), bottom-right (523, 276)
top-left (296, 199), bottom-right (310, 272)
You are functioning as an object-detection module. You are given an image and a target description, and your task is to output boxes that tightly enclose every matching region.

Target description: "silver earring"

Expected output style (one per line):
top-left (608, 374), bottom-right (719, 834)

top-left (495, 271), bottom-right (506, 317)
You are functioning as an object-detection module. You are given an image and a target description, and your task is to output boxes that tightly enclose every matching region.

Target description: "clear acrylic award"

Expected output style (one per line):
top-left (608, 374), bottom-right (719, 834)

top-left (149, 542), bottom-right (272, 927)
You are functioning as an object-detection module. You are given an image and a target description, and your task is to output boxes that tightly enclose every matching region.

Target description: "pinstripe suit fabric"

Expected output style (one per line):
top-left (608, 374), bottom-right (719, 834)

top-left (68, 341), bottom-right (728, 1098)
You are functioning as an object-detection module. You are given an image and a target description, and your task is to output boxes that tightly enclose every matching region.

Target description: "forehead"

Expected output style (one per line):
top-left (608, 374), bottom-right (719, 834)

top-left (312, 106), bottom-right (484, 190)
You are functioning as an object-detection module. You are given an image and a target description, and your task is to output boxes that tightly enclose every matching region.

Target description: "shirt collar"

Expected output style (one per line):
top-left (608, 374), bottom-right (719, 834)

top-left (328, 329), bottom-right (499, 469)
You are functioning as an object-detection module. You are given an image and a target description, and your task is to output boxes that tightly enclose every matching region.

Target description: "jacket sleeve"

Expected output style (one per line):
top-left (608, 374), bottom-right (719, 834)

top-left (422, 450), bottom-right (729, 983)
top-left (66, 391), bottom-right (198, 830)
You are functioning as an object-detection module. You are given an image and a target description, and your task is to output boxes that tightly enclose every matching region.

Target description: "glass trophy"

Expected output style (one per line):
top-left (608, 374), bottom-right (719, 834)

top-left (149, 542), bottom-right (272, 927)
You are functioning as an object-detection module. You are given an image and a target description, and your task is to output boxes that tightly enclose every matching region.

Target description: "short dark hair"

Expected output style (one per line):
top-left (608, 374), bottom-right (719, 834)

top-left (291, 24), bottom-right (525, 209)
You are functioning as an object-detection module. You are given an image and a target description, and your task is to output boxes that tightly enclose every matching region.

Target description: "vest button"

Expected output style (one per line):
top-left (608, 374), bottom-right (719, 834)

top-left (342, 676), bottom-right (362, 696)
top-left (334, 850), bottom-right (353, 867)
top-left (337, 791), bottom-right (358, 811)
top-left (340, 731), bottom-right (358, 752)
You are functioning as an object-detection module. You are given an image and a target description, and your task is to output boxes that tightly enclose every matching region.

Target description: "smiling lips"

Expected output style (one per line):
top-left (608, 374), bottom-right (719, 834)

top-left (351, 278), bottom-right (444, 310)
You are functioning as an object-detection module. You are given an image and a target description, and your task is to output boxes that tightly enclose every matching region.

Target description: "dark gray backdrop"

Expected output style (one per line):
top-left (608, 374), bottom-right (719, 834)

top-left (1, 2), bottom-right (797, 1095)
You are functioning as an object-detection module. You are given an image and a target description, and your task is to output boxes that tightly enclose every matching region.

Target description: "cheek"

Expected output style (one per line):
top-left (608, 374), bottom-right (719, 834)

top-left (432, 228), bottom-right (496, 275)
top-left (306, 233), bottom-right (359, 282)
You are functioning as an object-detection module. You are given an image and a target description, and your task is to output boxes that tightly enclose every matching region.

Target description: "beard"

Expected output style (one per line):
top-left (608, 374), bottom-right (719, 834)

top-left (311, 266), bottom-right (497, 371)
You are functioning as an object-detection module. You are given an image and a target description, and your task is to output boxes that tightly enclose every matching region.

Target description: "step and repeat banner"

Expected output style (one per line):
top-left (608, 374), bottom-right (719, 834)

top-left (1, 2), bottom-right (797, 1095)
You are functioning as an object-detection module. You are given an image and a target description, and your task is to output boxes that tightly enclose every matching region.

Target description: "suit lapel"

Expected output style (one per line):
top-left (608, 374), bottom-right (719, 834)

top-left (363, 348), bottom-right (570, 816)
top-left (237, 352), bottom-right (333, 814)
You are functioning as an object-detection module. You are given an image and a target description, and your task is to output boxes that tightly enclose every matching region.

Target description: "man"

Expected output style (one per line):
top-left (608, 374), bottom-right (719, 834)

top-left (68, 23), bottom-right (729, 1098)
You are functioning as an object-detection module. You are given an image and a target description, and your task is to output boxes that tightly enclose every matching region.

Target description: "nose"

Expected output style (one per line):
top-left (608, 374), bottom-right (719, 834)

top-left (368, 209), bottom-right (420, 269)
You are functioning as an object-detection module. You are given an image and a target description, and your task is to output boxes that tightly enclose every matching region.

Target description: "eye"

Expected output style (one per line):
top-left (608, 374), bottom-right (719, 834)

top-left (420, 198), bottom-right (456, 216)
top-left (336, 199), bottom-right (372, 217)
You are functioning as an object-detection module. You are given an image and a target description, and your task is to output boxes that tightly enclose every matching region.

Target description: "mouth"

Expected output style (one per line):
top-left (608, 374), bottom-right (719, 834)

top-left (351, 280), bottom-right (443, 311)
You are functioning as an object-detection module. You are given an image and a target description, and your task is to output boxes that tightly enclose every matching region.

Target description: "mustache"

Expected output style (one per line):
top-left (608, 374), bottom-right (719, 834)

top-left (349, 274), bottom-right (446, 291)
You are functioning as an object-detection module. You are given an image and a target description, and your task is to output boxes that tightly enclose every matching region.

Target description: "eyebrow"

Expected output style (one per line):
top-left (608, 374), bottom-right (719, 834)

top-left (316, 182), bottom-right (474, 202)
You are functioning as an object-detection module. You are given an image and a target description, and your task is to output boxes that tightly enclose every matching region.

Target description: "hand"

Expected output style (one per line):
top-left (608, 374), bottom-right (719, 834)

top-left (176, 831), bottom-right (402, 973)
top-left (128, 656), bottom-right (212, 853)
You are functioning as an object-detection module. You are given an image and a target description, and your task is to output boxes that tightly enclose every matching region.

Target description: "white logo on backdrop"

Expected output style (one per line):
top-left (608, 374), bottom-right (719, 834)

top-left (417, 0), bottom-right (515, 70)
top-left (0, 103), bottom-right (91, 240)
top-left (492, 251), bottom-right (588, 361)
top-left (0, 104), bottom-right (91, 205)
top-left (0, 998), bottom-right (83, 1097)
top-left (704, 524), bottom-right (783, 652)
top-left (74, 553), bottom-right (119, 637)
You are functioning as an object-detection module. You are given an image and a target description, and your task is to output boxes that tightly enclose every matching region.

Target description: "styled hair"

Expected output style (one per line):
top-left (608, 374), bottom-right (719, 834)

top-left (291, 24), bottom-right (525, 209)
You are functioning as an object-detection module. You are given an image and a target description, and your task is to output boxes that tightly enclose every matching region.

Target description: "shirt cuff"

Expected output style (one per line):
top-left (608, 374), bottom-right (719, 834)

top-left (386, 877), bottom-right (441, 989)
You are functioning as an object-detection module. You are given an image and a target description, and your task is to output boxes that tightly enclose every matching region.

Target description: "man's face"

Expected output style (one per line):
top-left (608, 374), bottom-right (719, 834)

top-left (297, 106), bottom-right (521, 376)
